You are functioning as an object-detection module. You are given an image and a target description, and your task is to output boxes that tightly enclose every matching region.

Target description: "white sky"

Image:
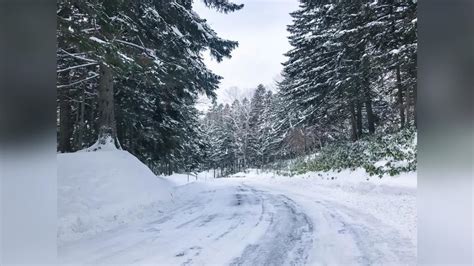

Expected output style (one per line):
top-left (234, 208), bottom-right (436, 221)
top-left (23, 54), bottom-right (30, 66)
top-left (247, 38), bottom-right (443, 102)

top-left (194, 0), bottom-right (299, 108)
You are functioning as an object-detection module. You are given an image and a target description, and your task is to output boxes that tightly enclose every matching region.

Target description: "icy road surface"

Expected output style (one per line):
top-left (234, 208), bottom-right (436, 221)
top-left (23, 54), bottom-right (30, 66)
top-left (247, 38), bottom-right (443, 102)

top-left (59, 178), bottom-right (416, 265)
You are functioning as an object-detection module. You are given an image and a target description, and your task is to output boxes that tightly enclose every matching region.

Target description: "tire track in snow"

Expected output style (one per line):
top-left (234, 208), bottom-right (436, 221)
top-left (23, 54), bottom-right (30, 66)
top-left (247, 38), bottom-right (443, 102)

top-left (230, 185), bottom-right (314, 266)
top-left (314, 199), bottom-right (416, 265)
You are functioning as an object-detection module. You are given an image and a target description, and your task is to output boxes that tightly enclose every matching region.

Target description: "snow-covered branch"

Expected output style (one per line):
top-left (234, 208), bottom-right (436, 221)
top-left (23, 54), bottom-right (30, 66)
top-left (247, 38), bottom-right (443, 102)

top-left (59, 49), bottom-right (97, 63)
top-left (57, 74), bottom-right (99, 89)
top-left (57, 62), bottom-right (98, 73)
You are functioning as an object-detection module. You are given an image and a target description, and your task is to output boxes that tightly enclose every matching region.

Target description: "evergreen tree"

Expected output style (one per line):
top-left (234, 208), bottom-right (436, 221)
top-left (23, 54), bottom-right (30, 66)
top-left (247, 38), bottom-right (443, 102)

top-left (196, 0), bottom-right (417, 174)
top-left (57, 0), bottom-right (243, 173)
top-left (278, 0), bottom-right (417, 146)
top-left (247, 84), bottom-right (267, 167)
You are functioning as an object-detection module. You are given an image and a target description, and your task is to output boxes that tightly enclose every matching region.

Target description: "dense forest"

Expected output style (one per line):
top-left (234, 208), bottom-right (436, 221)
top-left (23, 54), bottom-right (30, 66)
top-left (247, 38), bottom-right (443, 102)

top-left (56, 0), bottom-right (243, 173)
top-left (203, 0), bottom-right (417, 176)
top-left (57, 0), bottom-right (417, 176)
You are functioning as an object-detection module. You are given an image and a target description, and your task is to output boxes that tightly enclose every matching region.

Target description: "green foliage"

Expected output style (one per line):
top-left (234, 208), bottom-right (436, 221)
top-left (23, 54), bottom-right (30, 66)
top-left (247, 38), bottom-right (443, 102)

top-left (292, 128), bottom-right (417, 177)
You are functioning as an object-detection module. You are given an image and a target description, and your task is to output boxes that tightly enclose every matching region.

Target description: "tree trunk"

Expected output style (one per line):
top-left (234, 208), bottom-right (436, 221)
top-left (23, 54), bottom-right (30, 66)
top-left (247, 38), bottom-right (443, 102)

top-left (363, 56), bottom-right (375, 134)
top-left (364, 96), bottom-right (375, 134)
top-left (396, 65), bottom-right (405, 128)
top-left (350, 103), bottom-right (358, 142)
top-left (97, 63), bottom-right (118, 147)
top-left (356, 100), bottom-right (363, 138)
top-left (58, 88), bottom-right (73, 152)
top-left (302, 127), bottom-right (307, 154)
top-left (127, 123), bottom-right (133, 150)
top-left (413, 84), bottom-right (417, 128)
top-left (73, 87), bottom-right (87, 150)
top-left (405, 87), bottom-right (411, 125)
top-left (77, 91), bottom-right (85, 149)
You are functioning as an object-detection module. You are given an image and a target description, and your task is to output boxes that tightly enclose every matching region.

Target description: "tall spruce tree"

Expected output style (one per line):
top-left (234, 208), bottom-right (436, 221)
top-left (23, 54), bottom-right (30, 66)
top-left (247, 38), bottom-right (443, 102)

top-left (196, 0), bottom-right (418, 174)
top-left (278, 0), bottom-right (417, 146)
top-left (248, 84), bottom-right (267, 167)
top-left (57, 0), bottom-right (243, 172)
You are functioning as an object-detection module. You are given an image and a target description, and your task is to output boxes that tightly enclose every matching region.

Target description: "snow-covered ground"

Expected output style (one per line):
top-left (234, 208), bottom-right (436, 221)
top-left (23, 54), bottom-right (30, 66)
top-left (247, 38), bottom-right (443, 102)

top-left (58, 152), bottom-right (416, 265)
top-left (58, 150), bottom-right (173, 244)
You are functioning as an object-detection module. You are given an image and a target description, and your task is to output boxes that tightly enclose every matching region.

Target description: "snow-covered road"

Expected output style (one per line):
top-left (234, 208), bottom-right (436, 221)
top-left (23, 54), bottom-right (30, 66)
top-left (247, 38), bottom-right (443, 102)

top-left (59, 177), bottom-right (416, 265)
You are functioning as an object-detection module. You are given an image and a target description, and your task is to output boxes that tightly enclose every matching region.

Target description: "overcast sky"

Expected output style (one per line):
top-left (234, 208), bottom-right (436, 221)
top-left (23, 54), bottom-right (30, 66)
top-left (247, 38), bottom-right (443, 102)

top-left (194, 0), bottom-right (299, 108)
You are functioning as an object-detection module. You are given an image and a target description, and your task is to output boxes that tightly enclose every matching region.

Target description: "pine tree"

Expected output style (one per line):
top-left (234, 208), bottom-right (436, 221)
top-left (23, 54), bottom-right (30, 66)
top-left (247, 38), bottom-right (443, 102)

top-left (275, 0), bottom-right (417, 159)
top-left (258, 91), bottom-right (274, 166)
top-left (199, 0), bottom-right (417, 172)
top-left (248, 84), bottom-right (267, 167)
top-left (57, 0), bottom-right (243, 172)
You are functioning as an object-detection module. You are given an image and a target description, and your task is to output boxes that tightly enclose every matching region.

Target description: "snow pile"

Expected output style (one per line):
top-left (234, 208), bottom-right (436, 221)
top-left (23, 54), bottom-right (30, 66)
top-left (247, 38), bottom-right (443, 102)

top-left (236, 168), bottom-right (416, 194)
top-left (80, 136), bottom-right (119, 152)
top-left (58, 150), bottom-right (173, 244)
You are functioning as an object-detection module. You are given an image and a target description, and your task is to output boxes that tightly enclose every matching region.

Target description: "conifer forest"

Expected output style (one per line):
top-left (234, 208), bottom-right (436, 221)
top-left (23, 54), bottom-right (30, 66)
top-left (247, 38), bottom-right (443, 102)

top-left (55, 1), bottom-right (420, 264)
top-left (57, 0), bottom-right (417, 176)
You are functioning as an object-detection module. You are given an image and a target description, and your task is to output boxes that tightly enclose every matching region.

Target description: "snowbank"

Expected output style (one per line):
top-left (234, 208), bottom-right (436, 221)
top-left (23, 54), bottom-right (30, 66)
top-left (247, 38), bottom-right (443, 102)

top-left (58, 150), bottom-right (173, 244)
top-left (236, 168), bottom-right (416, 193)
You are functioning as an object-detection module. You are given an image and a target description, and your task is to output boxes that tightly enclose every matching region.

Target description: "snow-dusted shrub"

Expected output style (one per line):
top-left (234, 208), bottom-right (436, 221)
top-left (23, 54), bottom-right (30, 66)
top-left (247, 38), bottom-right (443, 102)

top-left (293, 128), bottom-right (417, 177)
